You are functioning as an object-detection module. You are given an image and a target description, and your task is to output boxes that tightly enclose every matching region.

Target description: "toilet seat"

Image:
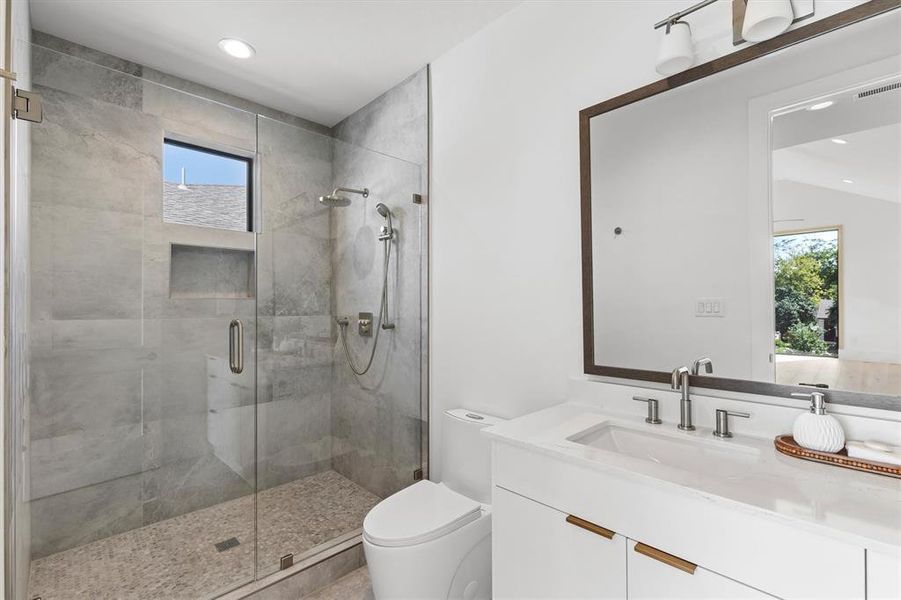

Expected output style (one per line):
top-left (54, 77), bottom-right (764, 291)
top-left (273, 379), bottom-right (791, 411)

top-left (363, 480), bottom-right (481, 548)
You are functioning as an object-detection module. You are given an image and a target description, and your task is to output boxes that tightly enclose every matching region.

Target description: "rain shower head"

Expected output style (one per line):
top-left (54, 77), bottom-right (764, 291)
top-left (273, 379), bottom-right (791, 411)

top-left (318, 193), bottom-right (352, 207)
top-left (319, 186), bottom-right (369, 207)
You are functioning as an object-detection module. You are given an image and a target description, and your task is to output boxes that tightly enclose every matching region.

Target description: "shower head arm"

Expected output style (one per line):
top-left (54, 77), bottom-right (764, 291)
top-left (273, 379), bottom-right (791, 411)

top-left (333, 186), bottom-right (369, 198)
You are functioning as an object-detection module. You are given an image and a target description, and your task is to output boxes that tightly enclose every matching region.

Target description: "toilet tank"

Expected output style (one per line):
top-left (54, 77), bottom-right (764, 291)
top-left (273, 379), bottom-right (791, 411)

top-left (440, 409), bottom-right (505, 504)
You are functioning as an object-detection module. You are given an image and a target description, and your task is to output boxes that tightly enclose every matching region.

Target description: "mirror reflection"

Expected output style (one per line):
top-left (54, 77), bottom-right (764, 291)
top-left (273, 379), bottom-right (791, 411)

top-left (588, 10), bottom-right (900, 399)
top-left (771, 83), bottom-right (900, 394)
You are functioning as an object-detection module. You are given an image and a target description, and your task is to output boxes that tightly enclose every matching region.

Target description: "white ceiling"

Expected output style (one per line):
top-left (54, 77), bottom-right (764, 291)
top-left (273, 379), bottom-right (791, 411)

top-left (30, 0), bottom-right (518, 126)
top-left (775, 123), bottom-right (901, 204)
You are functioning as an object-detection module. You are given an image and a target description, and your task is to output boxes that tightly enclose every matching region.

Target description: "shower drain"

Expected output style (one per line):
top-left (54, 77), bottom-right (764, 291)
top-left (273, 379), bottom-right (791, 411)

top-left (214, 537), bottom-right (240, 552)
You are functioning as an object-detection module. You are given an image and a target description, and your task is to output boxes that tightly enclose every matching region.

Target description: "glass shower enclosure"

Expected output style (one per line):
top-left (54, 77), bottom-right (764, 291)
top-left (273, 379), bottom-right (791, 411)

top-left (21, 42), bottom-right (425, 600)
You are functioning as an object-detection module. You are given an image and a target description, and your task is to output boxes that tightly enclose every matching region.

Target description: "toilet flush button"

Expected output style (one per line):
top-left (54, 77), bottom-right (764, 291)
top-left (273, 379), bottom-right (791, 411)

top-left (463, 580), bottom-right (479, 600)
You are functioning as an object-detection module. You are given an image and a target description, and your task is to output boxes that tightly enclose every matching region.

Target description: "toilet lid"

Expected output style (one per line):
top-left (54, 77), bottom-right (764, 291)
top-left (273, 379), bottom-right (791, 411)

top-left (363, 480), bottom-right (481, 547)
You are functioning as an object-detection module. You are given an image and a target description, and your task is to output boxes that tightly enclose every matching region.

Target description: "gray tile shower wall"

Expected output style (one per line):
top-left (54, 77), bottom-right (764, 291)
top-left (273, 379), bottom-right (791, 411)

top-left (27, 38), bottom-right (334, 558)
top-left (31, 31), bottom-right (330, 136)
top-left (329, 69), bottom-right (428, 498)
top-left (331, 70), bottom-right (428, 167)
top-left (27, 31), bottom-right (429, 564)
top-left (256, 117), bottom-right (336, 495)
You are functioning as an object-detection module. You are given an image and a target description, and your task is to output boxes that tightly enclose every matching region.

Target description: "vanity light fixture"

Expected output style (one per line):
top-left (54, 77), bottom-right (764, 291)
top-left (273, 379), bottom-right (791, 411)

top-left (742, 0), bottom-right (794, 42)
top-left (655, 0), bottom-right (803, 76)
top-left (653, 0), bottom-right (724, 76)
top-left (218, 38), bottom-right (255, 59)
top-left (655, 20), bottom-right (695, 76)
top-left (831, 138), bottom-right (848, 144)
top-left (806, 100), bottom-right (834, 111)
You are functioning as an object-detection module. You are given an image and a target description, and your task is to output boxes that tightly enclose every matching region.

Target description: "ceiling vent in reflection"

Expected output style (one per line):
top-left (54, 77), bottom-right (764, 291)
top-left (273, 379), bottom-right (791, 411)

top-left (856, 80), bottom-right (901, 100)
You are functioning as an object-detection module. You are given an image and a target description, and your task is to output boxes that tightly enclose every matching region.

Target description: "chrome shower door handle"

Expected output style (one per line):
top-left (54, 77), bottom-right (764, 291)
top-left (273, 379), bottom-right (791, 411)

top-left (229, 319), bottom-right (244, 374)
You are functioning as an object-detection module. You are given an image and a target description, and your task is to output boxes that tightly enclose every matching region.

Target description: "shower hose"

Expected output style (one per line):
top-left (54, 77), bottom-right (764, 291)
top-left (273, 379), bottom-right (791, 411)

top-left (338, 233), bottom-right (393, 376)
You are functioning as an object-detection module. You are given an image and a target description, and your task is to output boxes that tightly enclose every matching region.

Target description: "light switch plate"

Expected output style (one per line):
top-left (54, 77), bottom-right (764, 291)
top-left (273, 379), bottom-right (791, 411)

top-left (695, 297), bottom-right (726, 318)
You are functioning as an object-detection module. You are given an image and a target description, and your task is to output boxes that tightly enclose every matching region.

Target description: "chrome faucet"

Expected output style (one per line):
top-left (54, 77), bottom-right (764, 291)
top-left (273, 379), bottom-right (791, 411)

top-left (692, 357), bottom-right (713, 375)
top-left (671, 366), bottom-right (694, 431)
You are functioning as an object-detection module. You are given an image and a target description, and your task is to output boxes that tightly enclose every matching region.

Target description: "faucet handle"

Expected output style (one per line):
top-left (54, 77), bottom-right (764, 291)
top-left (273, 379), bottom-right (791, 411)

top-left (633, 396), bottom-right (662, 424)
top-left (713, 408), bottom-right (750, 439)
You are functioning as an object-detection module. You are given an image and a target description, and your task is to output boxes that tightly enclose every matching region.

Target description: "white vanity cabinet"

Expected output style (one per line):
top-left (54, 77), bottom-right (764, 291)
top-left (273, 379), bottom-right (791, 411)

top-left (626, 539), bottom-right (775, 600)
top-left (490, 437), bottom-right (869, 600)
top-left (867, 550), bottom-right (901, 600)
top-left (493, 486), bottom-right (774, 600)
top-left (493, 487), bottom-right (627, 599)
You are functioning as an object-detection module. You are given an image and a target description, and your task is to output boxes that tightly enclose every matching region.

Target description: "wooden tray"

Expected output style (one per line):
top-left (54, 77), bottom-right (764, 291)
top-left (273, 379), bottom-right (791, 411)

top-left (774, 435), bottom-right (901, 479)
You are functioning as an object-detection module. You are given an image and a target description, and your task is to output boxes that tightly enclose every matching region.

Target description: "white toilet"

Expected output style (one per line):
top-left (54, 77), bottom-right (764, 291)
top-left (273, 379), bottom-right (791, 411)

top-left (363, 409), bottom-right (505, 600)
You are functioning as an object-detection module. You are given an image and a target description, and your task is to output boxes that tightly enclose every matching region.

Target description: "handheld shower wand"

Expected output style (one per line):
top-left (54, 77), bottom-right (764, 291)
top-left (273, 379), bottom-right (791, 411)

top-left (333, 201), bottom-right (397, 375)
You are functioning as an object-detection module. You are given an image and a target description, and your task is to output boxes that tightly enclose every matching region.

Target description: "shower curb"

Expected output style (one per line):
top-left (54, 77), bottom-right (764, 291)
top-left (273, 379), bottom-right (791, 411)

top-left (218, 533), bottom-right (365, 600)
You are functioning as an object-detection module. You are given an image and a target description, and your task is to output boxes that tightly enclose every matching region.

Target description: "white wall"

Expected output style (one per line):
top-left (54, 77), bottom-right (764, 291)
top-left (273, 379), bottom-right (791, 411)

top-left (428, 0), bottom-right (868, 480)
top-left (774, 180), bottom-right (901, 364)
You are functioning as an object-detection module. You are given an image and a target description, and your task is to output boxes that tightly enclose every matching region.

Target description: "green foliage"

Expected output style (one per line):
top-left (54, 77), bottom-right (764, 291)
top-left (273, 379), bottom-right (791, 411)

top-left (774, 253), bottom-right (827, 304)
top-left (774, 285), bottom-right (816, 335)
top-left (784, 322), bottom-right (829, 355)
top-left (773, 232), bottom-right (839, 355)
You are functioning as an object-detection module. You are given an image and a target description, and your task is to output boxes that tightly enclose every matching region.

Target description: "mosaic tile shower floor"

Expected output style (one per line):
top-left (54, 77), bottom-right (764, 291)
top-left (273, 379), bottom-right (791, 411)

top-left (29, 470), bottom-right (381, 600)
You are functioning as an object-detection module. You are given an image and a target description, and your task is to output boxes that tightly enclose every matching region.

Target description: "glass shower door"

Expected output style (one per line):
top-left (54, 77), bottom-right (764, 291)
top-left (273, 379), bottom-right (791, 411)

top-left (255, 116), bottom-right (425, 577)
top-left (27, 45), bottom-right (257, 599)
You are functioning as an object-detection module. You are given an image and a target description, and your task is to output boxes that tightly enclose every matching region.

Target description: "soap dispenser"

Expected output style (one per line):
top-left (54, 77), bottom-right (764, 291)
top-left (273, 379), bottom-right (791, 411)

top-left (790, 391), bottom-right (845, 453)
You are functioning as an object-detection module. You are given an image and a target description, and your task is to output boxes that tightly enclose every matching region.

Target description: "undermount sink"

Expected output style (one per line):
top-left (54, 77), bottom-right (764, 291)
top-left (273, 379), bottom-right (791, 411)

top-left (566, 422), bottom-right (760, 476)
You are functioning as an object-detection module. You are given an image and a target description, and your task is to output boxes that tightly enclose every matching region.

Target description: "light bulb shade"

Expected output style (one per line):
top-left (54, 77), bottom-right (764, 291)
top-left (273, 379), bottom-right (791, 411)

top-left (742, 0), bottom-right (794, 43)
top-left (656, 22), bottom-right (694, 77)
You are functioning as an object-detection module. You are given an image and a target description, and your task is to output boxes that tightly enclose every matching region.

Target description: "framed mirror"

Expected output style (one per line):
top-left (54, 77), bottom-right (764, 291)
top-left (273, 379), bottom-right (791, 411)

top-left (580, 1), bottom-right (901, 409)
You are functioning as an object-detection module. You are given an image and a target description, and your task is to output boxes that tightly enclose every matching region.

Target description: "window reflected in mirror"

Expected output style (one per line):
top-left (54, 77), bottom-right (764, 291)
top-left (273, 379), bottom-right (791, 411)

top-left (771, 82), bottom-right (900, 395)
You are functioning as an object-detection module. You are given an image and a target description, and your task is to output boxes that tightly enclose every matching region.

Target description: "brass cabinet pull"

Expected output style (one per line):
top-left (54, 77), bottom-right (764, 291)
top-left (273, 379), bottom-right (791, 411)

top-left (634, 542), bottom-right (697, 575)
top-left (565, 515), bottom-right (615, 540)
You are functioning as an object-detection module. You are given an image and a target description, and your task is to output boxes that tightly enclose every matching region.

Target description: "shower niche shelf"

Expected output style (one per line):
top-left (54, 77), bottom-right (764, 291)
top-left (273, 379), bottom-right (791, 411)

top-left (169, 243), bottom-right (255, 299)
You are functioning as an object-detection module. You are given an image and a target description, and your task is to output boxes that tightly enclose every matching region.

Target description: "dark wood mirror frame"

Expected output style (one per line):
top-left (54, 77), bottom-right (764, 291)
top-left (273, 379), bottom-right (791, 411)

top-left (579, 0), bottom-right (901, 411)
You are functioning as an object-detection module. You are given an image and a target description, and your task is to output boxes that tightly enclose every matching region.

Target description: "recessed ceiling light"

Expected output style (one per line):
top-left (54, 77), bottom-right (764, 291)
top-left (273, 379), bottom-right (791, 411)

top-left (807, 100), bottom-right (834, 111)
top-left (831, 138), bottom-right (848, 144)
top-left (218, 38), bottom-right (255, 59)
top-left (842, 179), bottom-right (854, 184)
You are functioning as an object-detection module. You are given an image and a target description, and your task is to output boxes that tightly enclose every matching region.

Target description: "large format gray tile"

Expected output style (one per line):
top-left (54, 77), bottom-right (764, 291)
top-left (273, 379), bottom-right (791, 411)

top-left (141, 453), bottom-right (252, 525)
top-left (257, 394), bottom-right (332, 490)
top-left (33, 45), bottom-right (143, 109)
top-left (31, 85), bottom-right (160, 215)
top-left (257, 117), bottom-right (333, 232)
top-left (142, 414), bottom-right (212, 471)
top-left (38, 204), bottom-right (143, 321)
top-left (30, 473), bottom-right (143, 558)
top-left (33, 31), bottom-right (143, 77)
top-left (49, 318), bottom-right (142, 352)
top-left (331, 68), bottom-right (428, 167)
top-left (272, 230), bottom-right (331, 316)
top-left (30, 424), bottom-right (144, 499)
top-left (142, 80), bottom-right (257, 151)
top-left (30, 355), bottom-right (142, 440)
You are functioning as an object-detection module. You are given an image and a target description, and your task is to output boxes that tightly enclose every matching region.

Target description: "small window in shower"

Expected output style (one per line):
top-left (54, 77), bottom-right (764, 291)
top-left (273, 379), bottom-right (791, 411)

top-left (162, 138), bottom-right (252, 232)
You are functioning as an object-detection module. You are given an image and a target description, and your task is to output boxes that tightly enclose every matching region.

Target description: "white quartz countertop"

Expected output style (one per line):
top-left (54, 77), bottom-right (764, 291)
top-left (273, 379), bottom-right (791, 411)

top-left (484, 401), bottom-right (901, 555)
